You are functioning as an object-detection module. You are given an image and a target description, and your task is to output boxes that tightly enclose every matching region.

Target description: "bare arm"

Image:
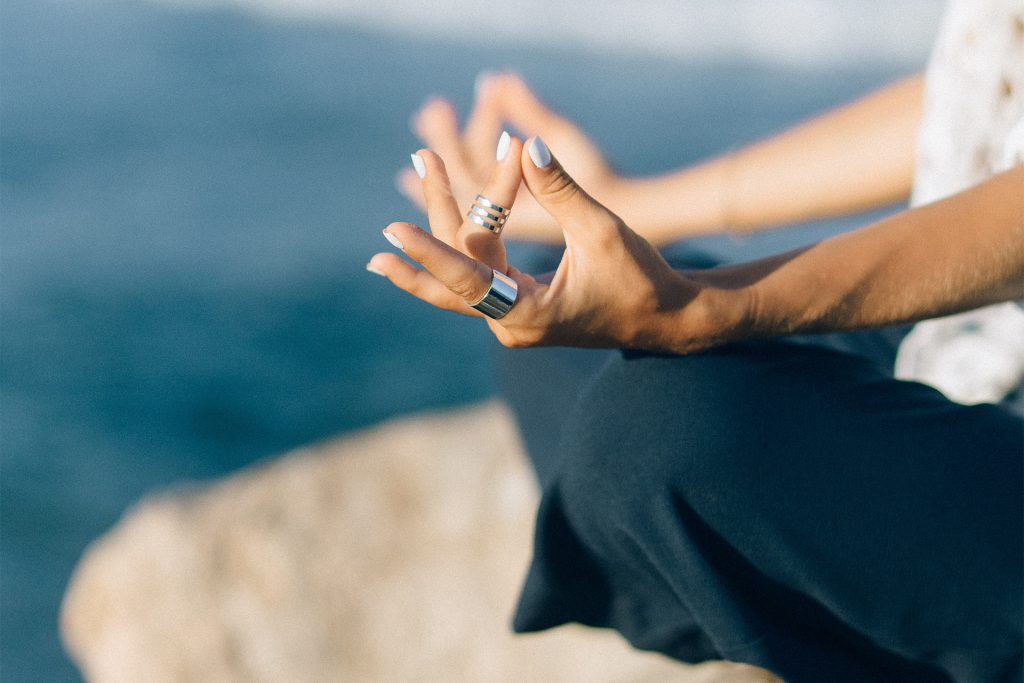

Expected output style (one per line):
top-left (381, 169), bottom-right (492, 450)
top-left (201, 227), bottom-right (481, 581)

top-left (402, 72), bottom-right (925, 246)
top-left (373, 139), bottom-right (1020, 358)
top-left (689, 166), bottom-right (1024, 348)
top-left (615, 73), bottom-right (925, 244)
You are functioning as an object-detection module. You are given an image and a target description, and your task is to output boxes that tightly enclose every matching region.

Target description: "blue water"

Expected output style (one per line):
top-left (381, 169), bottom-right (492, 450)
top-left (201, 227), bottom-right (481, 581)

top-left (0, 1), bottom-right (916, 679)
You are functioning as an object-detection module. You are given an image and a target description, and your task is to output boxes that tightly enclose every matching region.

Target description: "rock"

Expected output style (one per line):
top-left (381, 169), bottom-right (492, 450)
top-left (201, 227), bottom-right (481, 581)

top-left (61, 401), bottom-right (778, 683)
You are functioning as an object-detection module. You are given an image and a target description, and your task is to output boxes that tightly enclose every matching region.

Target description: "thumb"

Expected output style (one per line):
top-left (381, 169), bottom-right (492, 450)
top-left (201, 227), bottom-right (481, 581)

top-left (520, 136), bottom-right (620, 245)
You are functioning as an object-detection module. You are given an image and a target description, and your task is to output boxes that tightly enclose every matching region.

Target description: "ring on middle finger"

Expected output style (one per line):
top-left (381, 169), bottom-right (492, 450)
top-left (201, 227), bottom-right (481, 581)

top-left (468, 194), bottom-right (511, 235)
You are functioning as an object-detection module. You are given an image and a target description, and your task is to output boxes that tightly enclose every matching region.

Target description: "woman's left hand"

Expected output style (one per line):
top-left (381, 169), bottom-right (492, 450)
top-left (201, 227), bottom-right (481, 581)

top-left (369, 136), bottom-right (749, 353)
top-left (397, 73), bottom-right (622, 246)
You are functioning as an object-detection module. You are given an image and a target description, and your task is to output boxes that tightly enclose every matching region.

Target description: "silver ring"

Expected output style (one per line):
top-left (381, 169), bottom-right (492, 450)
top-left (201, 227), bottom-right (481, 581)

top-left (467, 194), bottom-right (511, 235)
top-left (469, 269), bottom-right (518, 319)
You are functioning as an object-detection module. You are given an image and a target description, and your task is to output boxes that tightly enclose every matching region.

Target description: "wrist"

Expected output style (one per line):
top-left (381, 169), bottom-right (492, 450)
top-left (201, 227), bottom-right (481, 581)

top-left (694, 283), bottom-right (756, 350)
top-left (644, 274), bottom-right (755, 355)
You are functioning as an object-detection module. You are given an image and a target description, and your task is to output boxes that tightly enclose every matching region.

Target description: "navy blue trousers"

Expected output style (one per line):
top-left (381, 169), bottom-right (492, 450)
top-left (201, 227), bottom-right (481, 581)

top-left (496, 282), bottom-right (1023, 682)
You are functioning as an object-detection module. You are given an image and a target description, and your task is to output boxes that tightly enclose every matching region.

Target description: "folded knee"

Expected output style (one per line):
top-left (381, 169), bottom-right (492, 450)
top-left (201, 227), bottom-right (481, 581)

top-left (555, 350), bottom-right (761, 512)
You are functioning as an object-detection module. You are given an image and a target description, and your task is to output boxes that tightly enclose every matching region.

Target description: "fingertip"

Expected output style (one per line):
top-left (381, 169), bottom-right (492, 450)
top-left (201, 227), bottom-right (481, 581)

top-left (395, 166), bottom-right (419, 194)
top-left (385, 220), bottom-right (413, 233)
top-left (525, 135), bottom-right (552, 170)
top-left (411, 96), bottom-right (455, 135)
top-left (497, 131), bottom-right (524, 166)
top-left (410, 152), bottom-right (426, 179)
top-left (366, 251), bottom-right (399, 276)
top-left (473, 133), bottom-right (522, 214)
top-left (420, 96), bottom-right (455, 121)
top-left (372, 250), bottom-right (401, 264)
top-left (411, 150), bottom-right (454, 188)
top-left (415, 148), bottom-right (441, 165)
top-left (497, 135), bottom-right (525, 181)
top-left (384, 221), bottom-right (423, 250)
top-left (492, 70), bottom-right (527, 92)
top-left (384, 221), bottom-right (423, 245)
top-left (474, 69), bottom-right (499, 97)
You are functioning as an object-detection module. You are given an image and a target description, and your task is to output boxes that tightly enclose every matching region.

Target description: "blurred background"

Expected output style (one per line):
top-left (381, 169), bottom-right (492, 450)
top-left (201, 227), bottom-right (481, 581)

top-left (2, 0), bottom-right (943, 679)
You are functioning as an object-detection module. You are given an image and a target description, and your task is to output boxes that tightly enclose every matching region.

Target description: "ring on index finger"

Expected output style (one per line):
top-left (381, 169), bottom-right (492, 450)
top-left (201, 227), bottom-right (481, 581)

top-left (467, 194), bottom-right (511, 235)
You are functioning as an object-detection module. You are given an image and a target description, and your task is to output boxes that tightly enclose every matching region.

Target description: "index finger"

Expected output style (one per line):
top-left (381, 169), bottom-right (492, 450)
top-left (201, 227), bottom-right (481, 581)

top-left (382, 222), bottom-right (493, 305)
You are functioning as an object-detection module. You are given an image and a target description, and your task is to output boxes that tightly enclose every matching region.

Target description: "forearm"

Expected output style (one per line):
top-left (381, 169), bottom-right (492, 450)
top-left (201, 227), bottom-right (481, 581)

top-left (684, 167), bottom-right (1024, 348)
top-left (614, 73), bottom-right (924, 245)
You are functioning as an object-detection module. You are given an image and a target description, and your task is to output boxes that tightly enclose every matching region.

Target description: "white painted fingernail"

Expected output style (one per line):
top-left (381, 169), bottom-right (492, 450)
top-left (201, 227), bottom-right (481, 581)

top-left (528, 136), bottom-right (551, 169)
top-left (410, 153), bottom-right (426, 179)
top-left (496, 130), bottom-right (511, 161)
top-left (383, 230), bottom-right (404, 250)
top-left (366, 264), bottom-right (386, 277)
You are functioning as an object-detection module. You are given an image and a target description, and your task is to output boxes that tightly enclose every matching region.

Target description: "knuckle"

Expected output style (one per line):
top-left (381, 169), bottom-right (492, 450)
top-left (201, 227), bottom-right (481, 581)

top-left (590, 220), bottom-right (624, 250)
top-left (497, 331), bottom-right (531, 349)
top-left (541, 171), bottom-right (581, 206)
top-left (498, 320), bottom-right (545, 348)
top-left (510, 333), bottom-right (537, 348)
top-left (450, 279), bottom-right (481, 301)
top-left (450, 267), bottom-right (490, 302)
top-left (495, 332), bottom-right (517, 348)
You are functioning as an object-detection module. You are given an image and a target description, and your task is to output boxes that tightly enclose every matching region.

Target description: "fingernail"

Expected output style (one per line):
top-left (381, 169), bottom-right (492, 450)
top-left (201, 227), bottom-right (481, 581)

top-left (496, 130), bottom-right (511, 161)
top-left (528, 136), bottom-right (551, 169)
top-left (366, 264), bottom-right (386, 277)
top-left (410, 153), bottom-right (426, 179)
top-left (383, 230), bottom-right (404, 250)
top-left (474, 69), bottom-right (498, 96)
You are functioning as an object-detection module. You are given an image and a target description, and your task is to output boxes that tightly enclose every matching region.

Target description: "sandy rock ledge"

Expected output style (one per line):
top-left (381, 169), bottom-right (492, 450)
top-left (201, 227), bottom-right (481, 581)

top-left (61, 401), bottom-right (777, 683)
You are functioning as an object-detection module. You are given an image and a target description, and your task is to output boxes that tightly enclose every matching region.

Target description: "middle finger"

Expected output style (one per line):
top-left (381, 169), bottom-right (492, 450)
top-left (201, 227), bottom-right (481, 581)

top-left (457, 131), bottom-right (523, 270)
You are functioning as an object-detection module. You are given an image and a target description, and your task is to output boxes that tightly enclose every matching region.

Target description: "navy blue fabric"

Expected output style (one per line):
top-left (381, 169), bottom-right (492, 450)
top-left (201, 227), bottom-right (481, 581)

top-left (494, 248), bottom-right (1023, 681)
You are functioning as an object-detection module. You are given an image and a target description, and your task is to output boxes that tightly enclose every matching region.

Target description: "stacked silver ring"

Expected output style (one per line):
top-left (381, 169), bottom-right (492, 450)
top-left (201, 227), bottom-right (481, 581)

top-left (469, 269), bottom-right (518, 319)
top-left (467, 195), bottom-right (511, 235)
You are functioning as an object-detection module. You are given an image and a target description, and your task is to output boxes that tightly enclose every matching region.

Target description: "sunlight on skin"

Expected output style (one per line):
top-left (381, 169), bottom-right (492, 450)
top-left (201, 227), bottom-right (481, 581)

top-left (398, 72), bottom-right (926, 247)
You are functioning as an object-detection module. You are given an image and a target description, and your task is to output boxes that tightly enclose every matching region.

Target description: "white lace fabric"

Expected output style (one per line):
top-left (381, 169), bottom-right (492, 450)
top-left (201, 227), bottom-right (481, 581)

top-left (894, 0), bottom-right (1024, 405)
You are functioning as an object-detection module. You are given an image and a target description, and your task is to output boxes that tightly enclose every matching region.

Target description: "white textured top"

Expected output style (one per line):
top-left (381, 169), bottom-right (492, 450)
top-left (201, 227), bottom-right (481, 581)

top-left (894, 0), bottom-right (1024, 405)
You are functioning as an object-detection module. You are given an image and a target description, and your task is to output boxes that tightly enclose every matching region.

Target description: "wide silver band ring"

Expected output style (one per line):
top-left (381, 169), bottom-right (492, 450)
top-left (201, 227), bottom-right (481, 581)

top-left (469, 269), bottom-right (518, 319)
top-left (467, 194), bottom-right (511, 235)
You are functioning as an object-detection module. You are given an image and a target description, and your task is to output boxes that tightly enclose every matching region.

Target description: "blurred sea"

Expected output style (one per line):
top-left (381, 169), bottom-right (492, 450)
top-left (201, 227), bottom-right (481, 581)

top-left (1, 0), bottom-right (936, 679)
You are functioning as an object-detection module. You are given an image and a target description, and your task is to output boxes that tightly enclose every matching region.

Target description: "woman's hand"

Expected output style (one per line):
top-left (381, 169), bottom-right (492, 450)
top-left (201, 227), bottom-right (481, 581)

top-left (371, 136), bottom-right (751, 353)
top-left (397, 73), bottom-right (622, 245)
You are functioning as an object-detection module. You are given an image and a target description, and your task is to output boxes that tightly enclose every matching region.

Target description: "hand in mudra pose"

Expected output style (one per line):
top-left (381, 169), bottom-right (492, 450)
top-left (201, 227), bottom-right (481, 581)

top-left (372, 119), bottom-right (1023, 355)
top-left (369, 133), bottom-right (741, 353)
top-left (396, 73), bottom-right (620, 246)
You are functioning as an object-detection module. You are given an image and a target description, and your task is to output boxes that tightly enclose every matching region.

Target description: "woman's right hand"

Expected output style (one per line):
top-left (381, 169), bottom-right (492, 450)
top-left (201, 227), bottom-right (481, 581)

top-left (397, 72), bottom-right (623, 245)
top-left (373, 137), bottom-right (750, 354)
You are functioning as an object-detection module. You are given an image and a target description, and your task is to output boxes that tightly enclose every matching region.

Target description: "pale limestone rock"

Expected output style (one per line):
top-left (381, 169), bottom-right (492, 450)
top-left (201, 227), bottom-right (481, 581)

top-left (61, 401), bottom-right (778, 683)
